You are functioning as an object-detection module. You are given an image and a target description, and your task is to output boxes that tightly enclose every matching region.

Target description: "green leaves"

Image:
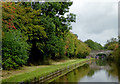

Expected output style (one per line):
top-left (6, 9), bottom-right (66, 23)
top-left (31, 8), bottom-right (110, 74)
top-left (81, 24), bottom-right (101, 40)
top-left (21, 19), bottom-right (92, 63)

top-left (65, 32), bottom-right (91, 58)
top-left (2, 2), bottom-right (91, 68)
top-left (2, 30), bottom-right (30, 70)
top-left (31, 2), bottom-right (76, 60)
top-left (104, 37), bottom-right (118, 50)
top-left (85, 39), bottom-right (103, 50)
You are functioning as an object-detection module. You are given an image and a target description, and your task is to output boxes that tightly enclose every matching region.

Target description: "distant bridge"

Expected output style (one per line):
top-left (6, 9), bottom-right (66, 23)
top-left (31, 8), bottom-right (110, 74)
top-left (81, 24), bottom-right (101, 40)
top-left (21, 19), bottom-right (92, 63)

top-left (90, 50), bottom-right (112, 58)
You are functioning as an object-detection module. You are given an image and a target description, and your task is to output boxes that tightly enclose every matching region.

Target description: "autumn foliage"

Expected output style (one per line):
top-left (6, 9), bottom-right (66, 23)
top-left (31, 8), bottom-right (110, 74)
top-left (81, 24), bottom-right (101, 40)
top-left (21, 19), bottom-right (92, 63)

top-left (2, 2), bottom-right (16, 31)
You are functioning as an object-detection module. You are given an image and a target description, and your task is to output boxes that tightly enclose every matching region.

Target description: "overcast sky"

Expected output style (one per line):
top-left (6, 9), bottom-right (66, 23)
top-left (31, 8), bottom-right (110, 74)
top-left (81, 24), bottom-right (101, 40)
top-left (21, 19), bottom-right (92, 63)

top-left (69, 0), bottom-right (118, 46)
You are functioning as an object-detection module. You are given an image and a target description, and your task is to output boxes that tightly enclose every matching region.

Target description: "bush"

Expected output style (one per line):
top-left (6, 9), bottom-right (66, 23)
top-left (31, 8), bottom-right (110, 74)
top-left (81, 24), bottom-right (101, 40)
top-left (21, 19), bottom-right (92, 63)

top-left (2, 30), bottom-right (30, 70)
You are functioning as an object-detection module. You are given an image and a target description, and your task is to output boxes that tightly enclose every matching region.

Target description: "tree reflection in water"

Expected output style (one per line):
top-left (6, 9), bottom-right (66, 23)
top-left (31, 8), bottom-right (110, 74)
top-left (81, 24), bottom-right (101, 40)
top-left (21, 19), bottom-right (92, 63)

top-left (52, 64), bottom-right (90, 83)
top-left (51, 59), bottom-right (120, 83)
top-left (107, 62), bottom-right (120, 82)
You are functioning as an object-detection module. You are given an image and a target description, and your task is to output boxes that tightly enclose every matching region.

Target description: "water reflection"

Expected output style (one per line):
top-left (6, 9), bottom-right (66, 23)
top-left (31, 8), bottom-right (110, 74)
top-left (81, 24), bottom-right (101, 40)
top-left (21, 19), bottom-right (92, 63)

top-left (80, 70), bottom-right (118, 82)
top-left (53, 64), bottom-right (90, 83)
top-left (52, 59), bottom-right (119, 82)
top-left (107, 62), bottom-right (120, 82)
top-left (80, 60), bottom-right (118, 82)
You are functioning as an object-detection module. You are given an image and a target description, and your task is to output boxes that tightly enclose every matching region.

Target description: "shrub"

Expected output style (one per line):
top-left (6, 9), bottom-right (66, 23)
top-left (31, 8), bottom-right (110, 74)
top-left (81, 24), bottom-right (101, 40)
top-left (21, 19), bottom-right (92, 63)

top-left (2, 30), bottom-right (30, 70)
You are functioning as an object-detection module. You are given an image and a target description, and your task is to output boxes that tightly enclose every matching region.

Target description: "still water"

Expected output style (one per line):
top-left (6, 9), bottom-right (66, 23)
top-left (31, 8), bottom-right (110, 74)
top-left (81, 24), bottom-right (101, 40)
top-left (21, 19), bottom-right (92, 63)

top-left (51, 59), bottom-right (120, 83)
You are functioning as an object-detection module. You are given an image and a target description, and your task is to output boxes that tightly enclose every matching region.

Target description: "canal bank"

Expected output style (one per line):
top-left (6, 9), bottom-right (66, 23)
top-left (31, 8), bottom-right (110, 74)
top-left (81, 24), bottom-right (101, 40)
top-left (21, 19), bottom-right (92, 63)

top-left (47, 59), bottom-right (93, 83)
top-left (2, 59), bottom-right (94, 84)
top-left (51, 59), bottom-right (119, 83)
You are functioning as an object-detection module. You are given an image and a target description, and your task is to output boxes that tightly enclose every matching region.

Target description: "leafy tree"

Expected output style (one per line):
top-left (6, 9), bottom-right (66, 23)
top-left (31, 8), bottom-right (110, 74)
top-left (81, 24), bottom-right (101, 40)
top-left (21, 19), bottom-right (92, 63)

top-left (75, 39), bottom-right (91, 58)
top-left (2, 2), bottom-right (76, 65)
top-left (65, 32), bottom-right (76, 58)
top-left (65, 32), bottom-right (91, 58)
top-left (85, 39), bottom-right (103, 50)
top-left (31, 2), bottom-right (76, 61)
top-left (12, 2), bottom-right (47, 64)
top-left (32, 2), bottom-right (76, 35)
top-left (2, 2), bottom-right (31, 69)
top-left (2, 30), bottom-right (30, 70)
top-left (106, 36), bottom-right (120, 81)
top-left (104, 37), bottom-right (118, 50)
top-left (2, 2), bottom-right (91, 68)
top-left (111, 37), bottom-right (120, 65)
top-left (107, 43), bottom-right (118, 50)
top-left (2, 2), bottom-right (16, 32)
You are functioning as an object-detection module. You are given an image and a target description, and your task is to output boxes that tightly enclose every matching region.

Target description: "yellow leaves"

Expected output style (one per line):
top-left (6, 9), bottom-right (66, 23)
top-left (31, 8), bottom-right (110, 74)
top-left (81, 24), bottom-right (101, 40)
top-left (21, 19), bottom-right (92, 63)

top-left (114, 44), bottom-right (119, 50)
top-left (29, 25), bottom-right (47, 38)
top-left (65, 31), bottom-right (91, 57)
top-left (25, 7), bottom-right (32, 11)
top-left (2, 31), bottom-right (5, 37)
top-left (33, 9), bottom-right (40, 15)
top-left (55, 53), bottom-right (59, 57)
top-left (33, 19), bottom-right (40, 23)
top-left (108, 43), bottom-right (118, 50)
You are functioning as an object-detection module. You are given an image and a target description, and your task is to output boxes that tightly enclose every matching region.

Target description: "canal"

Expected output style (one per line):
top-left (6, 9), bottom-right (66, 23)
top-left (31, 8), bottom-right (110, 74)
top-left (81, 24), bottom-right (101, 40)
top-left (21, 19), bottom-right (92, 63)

top-left (50, 59), bottom-right (120, 83)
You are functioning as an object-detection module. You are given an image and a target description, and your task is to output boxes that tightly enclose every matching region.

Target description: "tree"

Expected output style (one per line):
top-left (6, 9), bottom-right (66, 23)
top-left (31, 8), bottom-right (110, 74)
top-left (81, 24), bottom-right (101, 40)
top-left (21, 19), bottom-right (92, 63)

top-left (104, 37), bottom-right (118, 50)
top-left (2, 2), bottom-right (92, 67)
top-left (65, 32), bottom-right (91, 58)
top-left (75, 39), bottom-right (91, 58)
top-left (85, 39), bottom-right (103, 50)
top-left (2, 2), bottom-right (16, 32)
top-left (2, 2), bottom-right (48, 65)
top-left (65, 32), bottom-right (76, 58)
top-left (2, 30), bottom-right (30, 70)
top-left (13, 2), bottom-right (47, 64)
top-left (31, 2), bottom-right (76, 61)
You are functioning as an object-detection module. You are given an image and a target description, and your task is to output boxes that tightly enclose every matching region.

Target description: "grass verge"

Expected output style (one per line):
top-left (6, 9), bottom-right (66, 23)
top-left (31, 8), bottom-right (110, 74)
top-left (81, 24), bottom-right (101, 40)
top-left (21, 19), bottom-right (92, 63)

top-left (2, 58), bottom-right (93, 83)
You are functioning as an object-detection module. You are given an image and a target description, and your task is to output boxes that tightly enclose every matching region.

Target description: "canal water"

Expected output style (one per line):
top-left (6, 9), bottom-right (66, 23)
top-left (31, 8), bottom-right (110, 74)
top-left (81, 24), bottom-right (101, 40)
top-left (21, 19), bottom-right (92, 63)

top-left (51, 59), bottom-right (120, 83)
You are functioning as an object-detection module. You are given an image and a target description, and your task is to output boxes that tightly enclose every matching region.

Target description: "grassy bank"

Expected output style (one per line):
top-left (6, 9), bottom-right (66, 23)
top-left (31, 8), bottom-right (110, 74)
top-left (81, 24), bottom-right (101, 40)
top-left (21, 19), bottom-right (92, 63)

top-left (2, 58), bottom-right (93, 83)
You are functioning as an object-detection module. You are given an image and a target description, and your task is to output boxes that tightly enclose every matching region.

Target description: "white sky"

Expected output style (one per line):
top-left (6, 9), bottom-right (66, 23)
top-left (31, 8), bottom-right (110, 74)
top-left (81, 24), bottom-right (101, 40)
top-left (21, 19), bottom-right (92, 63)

top-left (69, 0), bottom-right (119, 46)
